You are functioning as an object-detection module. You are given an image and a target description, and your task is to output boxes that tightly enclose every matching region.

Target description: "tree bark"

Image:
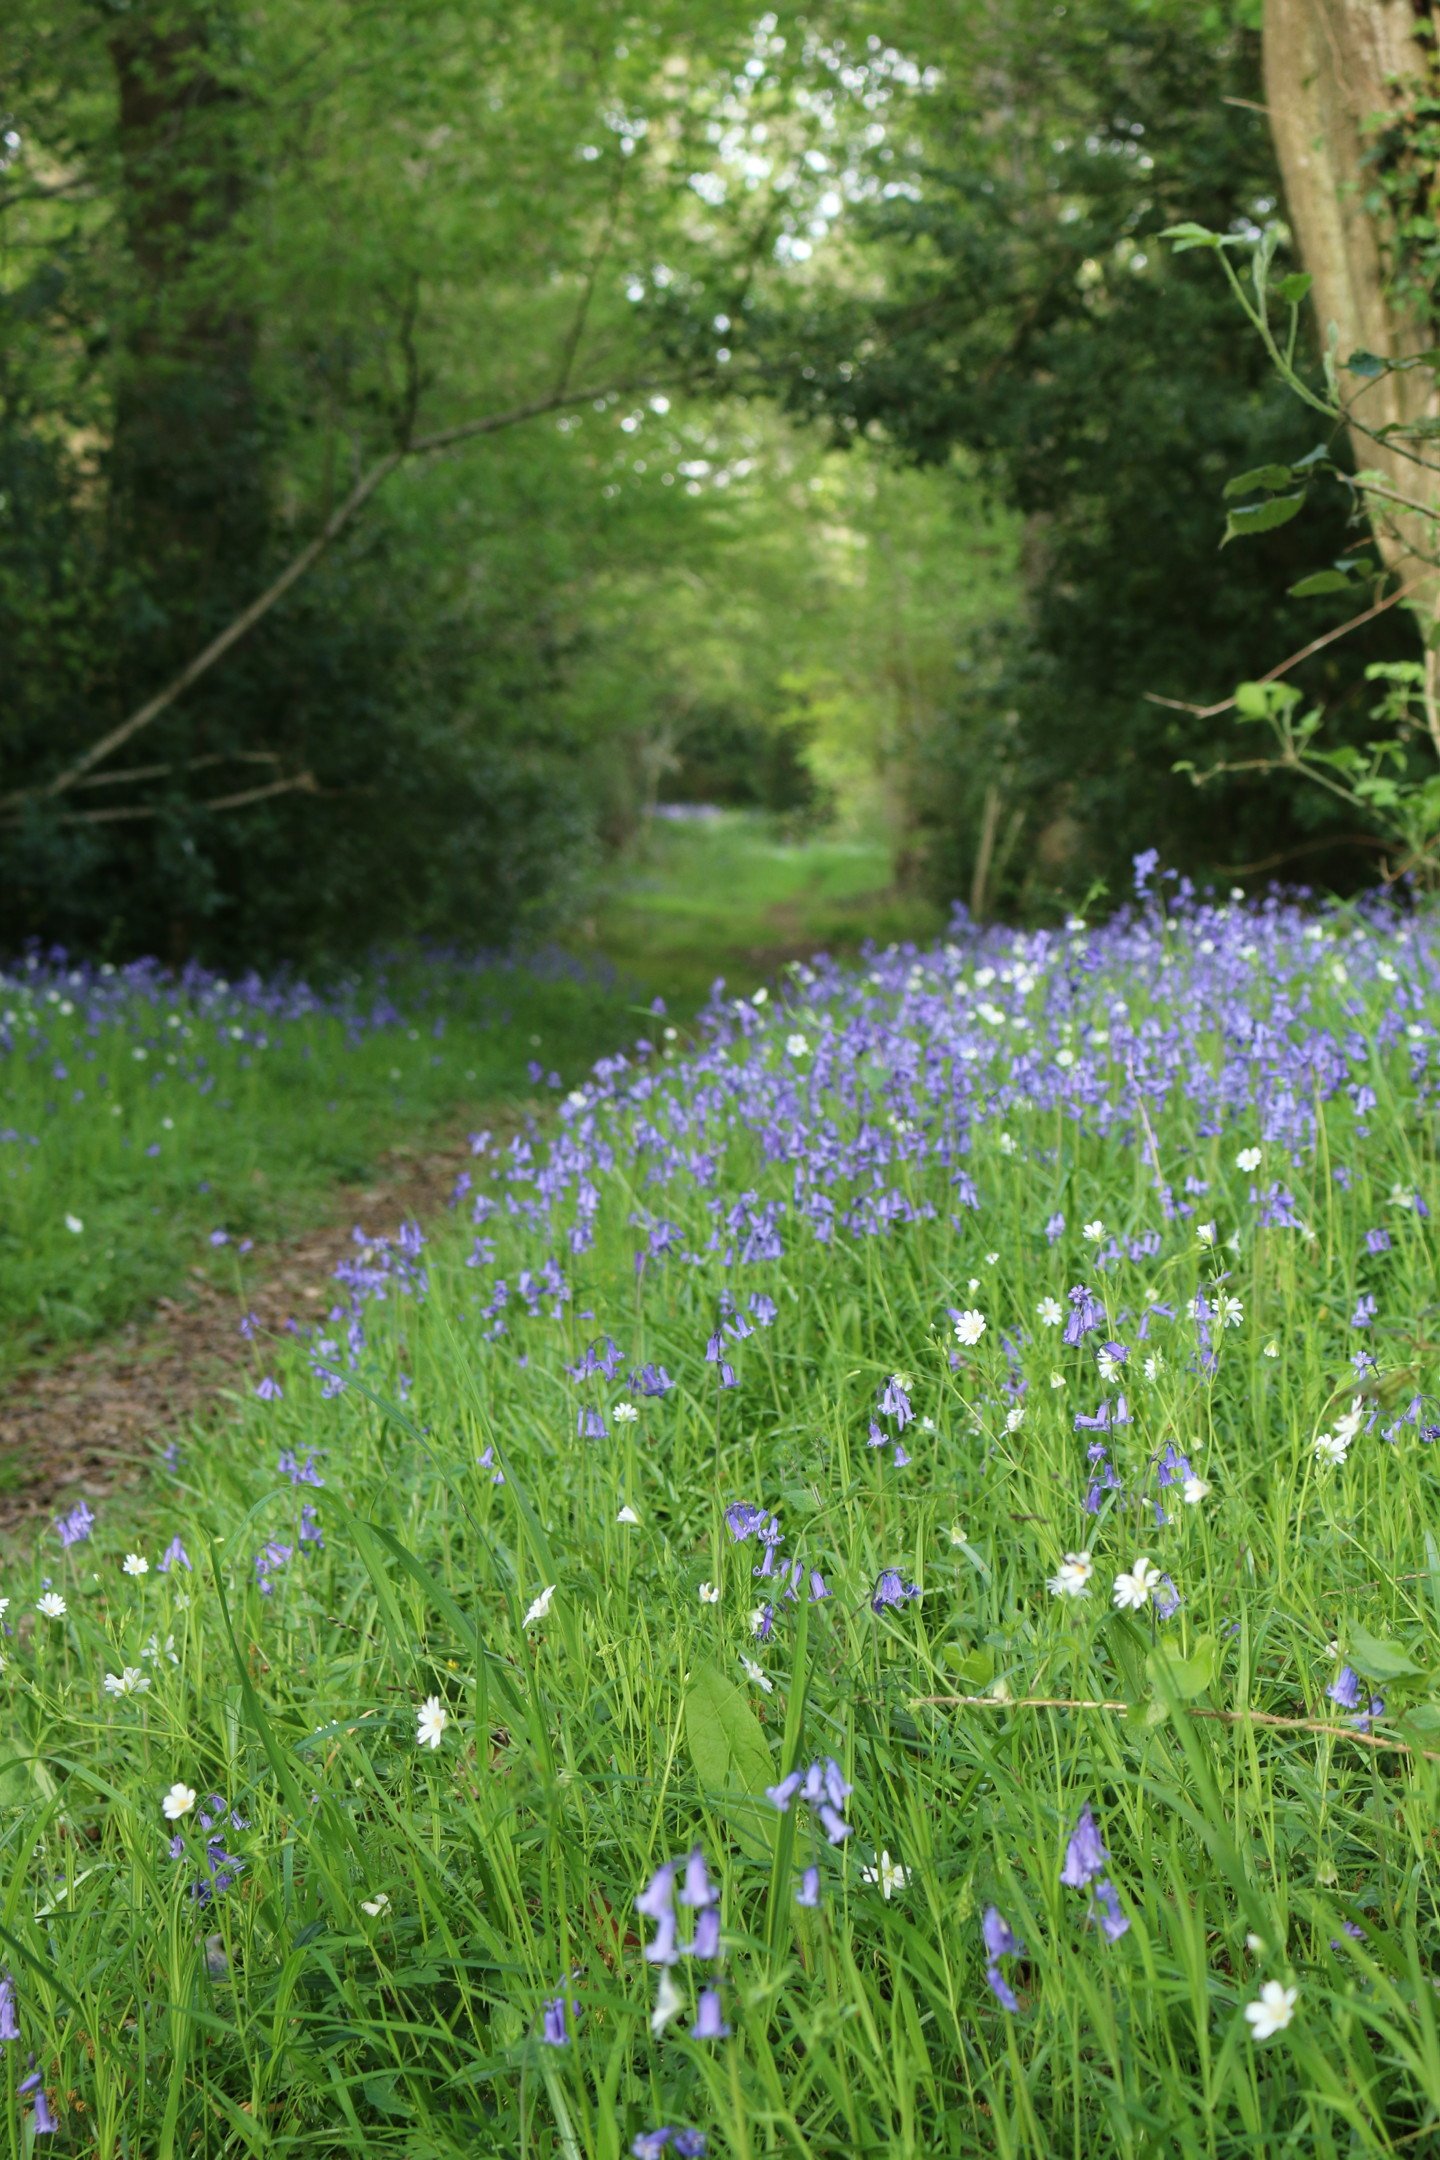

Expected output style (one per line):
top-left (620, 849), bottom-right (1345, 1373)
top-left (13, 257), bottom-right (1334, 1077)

top-left (1263, 0), bottom-right (1440, 602)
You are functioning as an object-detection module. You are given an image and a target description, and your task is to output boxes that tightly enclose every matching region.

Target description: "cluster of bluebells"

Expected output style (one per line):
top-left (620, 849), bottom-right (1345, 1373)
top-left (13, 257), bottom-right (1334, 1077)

top-left (725, 1503), bottom-right (830, 1644)
top-left (634, 1848), bottom-right (730, 2041)
top-left (168, 1794), bottom-right (250, 1905)
top-left (765, 1757), bottom-right (854, 1904)
top-left (0, 1974), bottom-right (56, 2137)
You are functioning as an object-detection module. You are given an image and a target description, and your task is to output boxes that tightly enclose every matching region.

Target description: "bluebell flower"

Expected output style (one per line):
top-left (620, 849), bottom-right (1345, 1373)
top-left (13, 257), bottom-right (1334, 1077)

top-left (879, 1375), bottom-right (913, 1428)
top-left (871, 1569), bottom-right (920, 1613)
top-left (55, 1501), bottom-right (94, 1548)
top-left (19, 2063), bottom-right (56, 2136)
top-left (540, 1995), bottom-right (571, 2046)
top-left (254, 1377), bottom-right (283, 1402)
top-left (795, 1867), bottom-right (821, 1908)
top-left (157, 1536), bottom-right (191, 1573)
top-left (687, 1907), bottom-right (721, 1960)
top-left (1059, 1804), bottom-right (1107, 1888)
top-left (1089, 1878), bottom-right (1129, 1941)
top-left (0, 1972), bottom-right (17, 2041)
top-left (690, 1987), bottom-right (730, 2040)
top-left (678, 1847), bottom-right (717, 1910)
top-left (1327, 1666), bottom-right (1363, 1712)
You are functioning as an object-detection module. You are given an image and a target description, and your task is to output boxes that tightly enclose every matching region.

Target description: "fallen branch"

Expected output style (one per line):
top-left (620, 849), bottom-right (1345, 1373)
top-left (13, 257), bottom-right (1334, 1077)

top-left (913, 1692), bottom-right (1439, 1763)
top-left (1, 770), bottom-right (318, 827)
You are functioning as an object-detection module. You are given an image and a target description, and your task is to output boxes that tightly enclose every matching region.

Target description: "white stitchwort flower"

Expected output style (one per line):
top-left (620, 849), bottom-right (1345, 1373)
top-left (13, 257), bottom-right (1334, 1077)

top-left (64, 1213), bottom-right (83, 1234)
top-left (697, 1582), bottom-right (721, 1604)
top-left (104, 1667), bottom-right (150, 1697)
top-left (1314, 1430), bottom-right (1350, 1467)
top-left (1182, 1475), bottom-right (1211, 1506)
top-left (36, 1592), bottom-right (66, 1619)
top-left (1217, 1294), bottom-right (1244, 1328)
top-left (948, 1522), bottom-right (967, 1547)
top-left (1197, 1221), bottom-right (1217, 1248)
top-left (1036, 1296), bottom-right (1063, 1327)
top-left (1236, 1146), bottom-right (1262, 1173)
top-left (1048, 1551), bottom-right (1094, 1599)
top-left (1333, 1397), bottom-right (1367, 1446)
top-left (1004, 1404), bottom-right (1025, 1433)
top-left (1082, 1219), bottom-right (1105, 1243)
top-left (1263, 1338), bottom-right (1280, 1359)
top-left (1096, 1347), bottom-right (1123, 1384)
top-left (612, 1401), bottom-right (639, 1424)
top-left (163, 1782), bottom-right (197, 1820)
top-left (1050, 1370), bottom-right (1066, 1389)
top-left (361, 1892), bottom-right (392, 1917)
top-left (616, 1504), bottom-right (641, 1525)
top-left (740, 1654), bottom-right (773, 1693)
top-left (650, 1967), bottom-right (683, 2036)
top-left (953, 1309), bottom-right (987, 1347)
top-left (785, 1033), bottom-right (810, 1058)
top-left (862, 1850), bottom-right (910, 1900)
top-left (416, 1696), bottom-right (449, 1750)
top-left (1244, 1981), bottom-right (1298, 2041)
top-left (522, 1585), bottom-right (556, 1628)
top-left (123, 1553), bottom-right (149, 1576)
top-left (1112, 1557), bottom-right (1163, 1611)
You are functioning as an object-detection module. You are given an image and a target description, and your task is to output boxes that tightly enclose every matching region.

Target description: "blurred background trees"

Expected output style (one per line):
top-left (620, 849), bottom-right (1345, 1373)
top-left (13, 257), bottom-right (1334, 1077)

top-left (0, 0), bottom-right (1423, 962)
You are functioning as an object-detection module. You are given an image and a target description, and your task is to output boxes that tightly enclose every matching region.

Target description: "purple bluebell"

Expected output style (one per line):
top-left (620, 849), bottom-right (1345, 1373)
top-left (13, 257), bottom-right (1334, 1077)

top-left (1045, 1212), bottom-right (1065, 1244)
top-left (871, 1570), bottom-right (920, 1613)
top-left (1063, 1285), bottom-right (1105, 1345)
top-left (1351, 1294), bottom-right (1377, 1328)
top-left (19, 2064), bottom-right (55, 2136)
top-left (157, 1536), bottom-right (191, 1573)
top-left (55, 1500), bottom-right (94, 1548)
top-left (0, 1973), bottom-right (17, 2042)
top-left (687, 1907), bottom-right (721, 1960)
top-left (795, 1867), bottom-right (821, 1908)
top-left (540, 1995), bottom-right (571, 2046)
top-left (1089, 1879), bottom-right (1129, 1941)
top-left (879, 1375), bottom-right (913, 1428)
top-left (1327, 1666), bottom-right (1363, 1712)
top-left (254, 1377), bottom-right (283, 1402)
top-left (690, 1987), bottom-right (731, 2040)
top-left (678, 1847), bottom-right (717, 1909)
top-left (1059, 1804), bottom-right (1108, 1888)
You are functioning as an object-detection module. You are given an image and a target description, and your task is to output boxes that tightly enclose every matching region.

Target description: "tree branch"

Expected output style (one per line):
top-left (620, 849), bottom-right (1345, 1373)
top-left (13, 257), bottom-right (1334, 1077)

top-left (2, 770), bottom-right (318, 827)
top-left (1144, 573), bottom-right (1427, 720)
top-left (15, 376), bottom-right (657, 808)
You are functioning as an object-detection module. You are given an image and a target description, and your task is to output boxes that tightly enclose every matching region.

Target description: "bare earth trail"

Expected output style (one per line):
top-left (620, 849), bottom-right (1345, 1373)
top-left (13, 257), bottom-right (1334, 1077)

top-left (0, 1114), bottom-right (510, 1534)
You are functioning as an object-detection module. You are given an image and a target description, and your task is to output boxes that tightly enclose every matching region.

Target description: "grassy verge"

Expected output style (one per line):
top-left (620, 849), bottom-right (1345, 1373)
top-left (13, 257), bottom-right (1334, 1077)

top-left (0, 949), bottom-right (632, 1373)
top-left (4, 888), bottom-right (1440, 2153)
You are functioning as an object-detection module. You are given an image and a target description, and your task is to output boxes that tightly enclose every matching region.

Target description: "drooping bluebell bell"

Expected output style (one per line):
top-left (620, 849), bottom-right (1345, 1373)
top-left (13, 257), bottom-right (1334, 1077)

top-left (1059, 1804), bottom-right (1108, 1888)
top-left (1327, 1666), bottom-right (1363, 1712)
top-left (1090, 1879), bottom-right (1130, 1941)
top-left (0, 1973), bottom-right (17, 2042)
top-left (690, 1987), bottom-right (730, 2040)
top-left (871, 1569), bottom-right (920, 1613)
top-left (540, 1994), bottom-right (571, 2046)
top-left (55, 1501), bottom-right (94, 1548)
top-left (19, 2062), bottom-right (56, 2136)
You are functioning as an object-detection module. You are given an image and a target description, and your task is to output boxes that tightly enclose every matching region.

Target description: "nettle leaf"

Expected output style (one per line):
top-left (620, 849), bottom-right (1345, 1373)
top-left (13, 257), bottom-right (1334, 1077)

top-left (1223, 463), bottom-right (1296, 500)
top-left (1222, 492), bottom-right (1307, 544)
top-left (685, 1660), bottom-right (774, 1796)
top-left (1346, 1622), bottom-right (1424, 1682)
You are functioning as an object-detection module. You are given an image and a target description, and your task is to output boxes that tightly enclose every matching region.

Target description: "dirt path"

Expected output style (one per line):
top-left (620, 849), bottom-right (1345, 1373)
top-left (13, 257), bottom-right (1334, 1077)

top-left (0, 1117), bottom-right (505, 1533)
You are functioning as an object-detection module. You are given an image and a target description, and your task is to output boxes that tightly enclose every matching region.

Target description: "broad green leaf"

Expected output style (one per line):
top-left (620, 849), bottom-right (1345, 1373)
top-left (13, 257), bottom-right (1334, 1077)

top-left (685, 1661), bottom-right (775, 1797)
top-left (1222, 491), bottom-right (1307, 544)
top-left (1147, 1634), bottom-right (1216, 1702)
top-left (1161, 220), bottom-right (1223, 252)
top-left (1347, 1622), bottom-right (1424, 1682)
top-left (1223, 463), bottom-right (1295, 500)
top-left (1289, 569), bottom-right (1357, 597)
top-left (1346, 349), bottom-right (1388, 378)
top-left (1274, 271), bottom-right (1313, 305)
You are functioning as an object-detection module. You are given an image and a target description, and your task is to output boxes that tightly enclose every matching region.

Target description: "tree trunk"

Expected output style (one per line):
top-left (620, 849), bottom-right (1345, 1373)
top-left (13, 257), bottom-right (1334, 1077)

top-left (109, 4), bottom-right (266, 675)
top-left (1263, 1), bottom-right (1440, 609)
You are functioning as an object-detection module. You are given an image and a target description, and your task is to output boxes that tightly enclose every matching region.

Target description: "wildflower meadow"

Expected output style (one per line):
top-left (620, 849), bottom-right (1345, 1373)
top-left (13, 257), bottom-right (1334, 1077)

top-left (6, 861), bottom-right (1440, 2157)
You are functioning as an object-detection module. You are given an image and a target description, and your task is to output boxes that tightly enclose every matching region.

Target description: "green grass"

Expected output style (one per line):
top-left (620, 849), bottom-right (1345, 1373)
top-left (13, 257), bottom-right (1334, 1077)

top-left (0, 952), bottom-right (631, 1373)
top-left (6, 896), bottom-right (1440, 2154)
top-left (577, 809), bottom-right (941, 1005)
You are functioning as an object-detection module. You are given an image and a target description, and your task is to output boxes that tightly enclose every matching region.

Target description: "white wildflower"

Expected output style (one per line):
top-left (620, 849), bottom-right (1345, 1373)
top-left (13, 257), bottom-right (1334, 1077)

top-left (785, 1033), bottom-right (810, 1058)
top-left (1004, 1404), bottom-right (1025, 1433)
top-left (163, 1782), bottom-right (197, 1820)
top-left (697, 1582), bottom-right (720, 1604)
top-left (1036, 1296), bottom-right (1063, 1327)
top-left (415, 1696), bottom-right (449, 1750)
top-left (862, 1849), bottom-right (909, 1899)
top-left (1244, 1981), bottom-right (1297, 2041)
top-left (1050, 1370), bottom-right (1066, 1390)
top-left (522, 1585), bottom-right (556, 1628)
top-left (1047, 1551), bottom-right (1094, 1599)
top-left (1082, 1219), bottom-right (1105, 1243)
top-left (953, 1309), bottom-right (987, 1347)
top-left (1236, 1146), bottom-right (1262, 1173)
top-left (104, 1668), bottom-right (150, 1697)
top-left (1313, 1430), bottom-right (1349, 1467)
top-left (1182, 1475), bottom-right (1211, 1506)
top-left (123, 1553), bottom-right (149, 1576)
top-left (361, 1892), bottom-right (392, 1918)
top-left (36, 1592), bottom-right (66, 1619)
top-left (650, 1967), bottom-right (683, 2035)
top-left (740, 1654), bottom-right (773, 1693)
top-left (612, 1401), bottom-right (639, 1424)
top-left (616, 1504), bottom-right (641, 1526)
top-left (64, 1213), bottom-right (83, 1235)
top-left (1112, 1557), bottom-right (1162, 1611)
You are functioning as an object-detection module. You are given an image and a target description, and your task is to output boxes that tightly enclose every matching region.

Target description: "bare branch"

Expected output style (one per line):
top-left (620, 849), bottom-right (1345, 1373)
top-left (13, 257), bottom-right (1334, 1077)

top-left (69, 750), bottom-right (281, 791)
top-left (14, 376), bottom-right (659, 809)
top-left (1145, 573), bottom-right (1427, 720)
top-left (1, 770), bottom-right (318, 829)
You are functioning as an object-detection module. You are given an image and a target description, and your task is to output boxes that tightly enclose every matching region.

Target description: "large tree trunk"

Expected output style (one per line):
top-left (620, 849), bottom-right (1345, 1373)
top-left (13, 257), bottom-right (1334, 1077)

top-left (109, 5), bottom-right (266, 671)
top-left (1263, 1), bottom-right (1439, 619)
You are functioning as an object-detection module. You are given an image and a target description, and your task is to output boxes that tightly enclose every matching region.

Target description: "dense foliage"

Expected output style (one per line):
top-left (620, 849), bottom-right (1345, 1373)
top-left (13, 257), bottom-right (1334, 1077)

top-left (753, 0), bottom-right (1414, 909)
top-left (5, 877), bottom-right (1440, 2152)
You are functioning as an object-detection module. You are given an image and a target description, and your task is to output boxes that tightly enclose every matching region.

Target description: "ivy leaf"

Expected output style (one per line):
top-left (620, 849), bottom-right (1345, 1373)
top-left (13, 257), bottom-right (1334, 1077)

top-left (1222, 491), bottom-right (1307, 544)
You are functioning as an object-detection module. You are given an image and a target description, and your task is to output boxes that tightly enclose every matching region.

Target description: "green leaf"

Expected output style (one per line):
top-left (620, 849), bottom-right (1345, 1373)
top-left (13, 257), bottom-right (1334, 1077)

top-left (1223, 463), bottom-right (1295, 500)
top-left (1347, 1623), bottom-right (1424, 1682)
top-left (1288, 569), bottom-right (1357, 598)
top-left (944, 1644), bottom-right (996, 1691)
top-left (1147, 1634), bottom-right (1216, 1702)
top-left (1222, 492), bottom-right (1307, 544)
top-left (1346, 350), bottom-right (1388, 379)
top-left (685, 1660), bottom-right (775, 1796)
top-left (1161, 220), bottom-right (1223, 252)
top-left (1275, 271), bottom-right (1313, 305)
